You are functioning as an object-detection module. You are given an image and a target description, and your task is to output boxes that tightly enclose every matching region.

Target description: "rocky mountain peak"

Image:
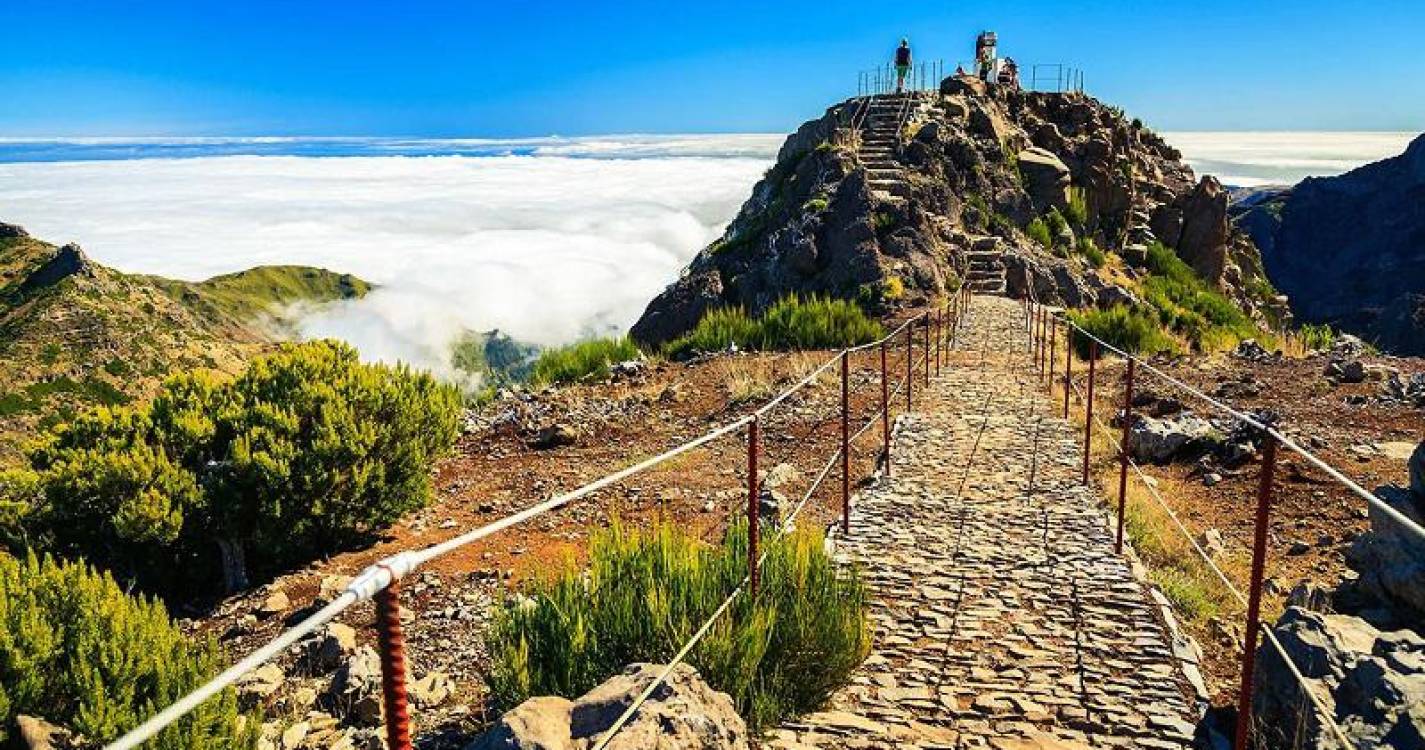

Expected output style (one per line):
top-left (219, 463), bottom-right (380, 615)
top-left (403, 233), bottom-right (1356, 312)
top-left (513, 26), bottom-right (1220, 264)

top-left (630, 79), bottom-right (1281, 347)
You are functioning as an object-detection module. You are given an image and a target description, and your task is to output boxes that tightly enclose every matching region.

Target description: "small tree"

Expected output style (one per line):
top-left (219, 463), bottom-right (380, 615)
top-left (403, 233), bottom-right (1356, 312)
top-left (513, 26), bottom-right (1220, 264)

top-left (0, 551), bottom-right (257, 748)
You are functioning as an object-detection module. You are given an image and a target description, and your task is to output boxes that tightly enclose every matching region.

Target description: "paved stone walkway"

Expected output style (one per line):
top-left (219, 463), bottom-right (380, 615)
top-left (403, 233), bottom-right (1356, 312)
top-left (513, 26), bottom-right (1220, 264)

top-left (771, 296), bottom-right (1199, 749)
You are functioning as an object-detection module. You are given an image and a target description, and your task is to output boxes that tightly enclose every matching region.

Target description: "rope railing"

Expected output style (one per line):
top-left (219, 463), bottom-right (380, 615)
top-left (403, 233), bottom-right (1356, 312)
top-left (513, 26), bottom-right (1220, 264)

top-left (1023, 292), bottom-right (1415, 749)
top-left (105, 284), bottom-right (972, 750)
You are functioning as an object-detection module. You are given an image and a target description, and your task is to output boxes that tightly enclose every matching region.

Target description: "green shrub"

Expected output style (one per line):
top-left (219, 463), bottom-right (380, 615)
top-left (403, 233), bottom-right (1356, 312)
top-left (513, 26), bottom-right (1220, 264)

top-left (0, 551), bottom-right (256, 747)
top-left (1068, 305), bottom-right (1179, 358)
top-left (1076, 237), bottom-right (1107, 268)
top-left (1044, 208), bottom-right (1070, 241)
top-left (1065, 187), bottom-right (1090, 227)
top-left (530, 337), bottom-right (641, 386)
top-left (664, 296), bottom-right (883, 358)
top-left (1296, 323), bottom-right (1335, 352)
top-left (21, 340), bottom-right (461, 593)
top-left (801, 196), bottom-right (829, 214)
top-left (485, 521), bottom-right (869, 730)
top-left (1140, 242), bottom-right (1255, 351)
top-left (1026, 217), bottom-right (1053, 249)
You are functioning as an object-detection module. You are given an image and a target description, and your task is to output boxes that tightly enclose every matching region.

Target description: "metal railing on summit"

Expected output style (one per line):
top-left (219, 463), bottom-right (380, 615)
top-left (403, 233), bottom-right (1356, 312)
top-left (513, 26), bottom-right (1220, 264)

top-left (104, 281), bottom-right (975, 750)
top-left (1020, 287), bottom-right (1422, 750)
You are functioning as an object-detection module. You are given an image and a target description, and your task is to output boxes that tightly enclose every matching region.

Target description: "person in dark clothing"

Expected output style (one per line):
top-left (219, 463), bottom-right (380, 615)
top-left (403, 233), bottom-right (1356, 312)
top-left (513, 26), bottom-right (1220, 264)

top-left (894, 39), bottom-right (912, 92)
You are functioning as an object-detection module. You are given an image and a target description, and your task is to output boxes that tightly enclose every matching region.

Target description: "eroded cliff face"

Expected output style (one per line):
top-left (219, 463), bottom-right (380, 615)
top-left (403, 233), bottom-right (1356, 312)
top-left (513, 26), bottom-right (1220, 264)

top-left (630, 77), bottom-right (1281, 347)
top-left (1236, 134), bottom-right (1425, 354)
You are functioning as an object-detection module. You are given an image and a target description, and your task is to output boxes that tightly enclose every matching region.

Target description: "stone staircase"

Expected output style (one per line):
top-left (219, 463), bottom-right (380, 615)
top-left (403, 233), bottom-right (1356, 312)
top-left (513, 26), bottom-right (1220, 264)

top-left (964, 236), bottom-right (1008, 295)
top-left (858, 93), bottom-right (920, 204)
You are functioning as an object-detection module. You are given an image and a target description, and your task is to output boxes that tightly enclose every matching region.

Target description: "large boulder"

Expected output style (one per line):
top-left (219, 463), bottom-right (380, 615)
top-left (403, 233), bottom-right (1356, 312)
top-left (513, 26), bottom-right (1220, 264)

top-left (1254, 607), bottom-right (1425, 749)
top-left (1016, 147), bottom-right (1071, 212)
top-left (1128, 413), bottom-right (1217, 464)
top-left (468, 663), bottom-right (748, 750)
top-left (1344, 485), bottom-right (1425, 622)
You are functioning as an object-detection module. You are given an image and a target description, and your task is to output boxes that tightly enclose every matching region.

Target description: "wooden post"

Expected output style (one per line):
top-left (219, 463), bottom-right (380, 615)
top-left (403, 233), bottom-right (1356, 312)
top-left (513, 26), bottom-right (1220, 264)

top-left (1235, 435), bottom-right (1279, 750)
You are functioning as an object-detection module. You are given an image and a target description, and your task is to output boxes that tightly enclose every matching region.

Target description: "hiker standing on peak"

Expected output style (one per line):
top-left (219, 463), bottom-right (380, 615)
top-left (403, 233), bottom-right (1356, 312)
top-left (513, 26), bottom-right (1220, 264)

top-left (894, 39), bottom-right (912, 92)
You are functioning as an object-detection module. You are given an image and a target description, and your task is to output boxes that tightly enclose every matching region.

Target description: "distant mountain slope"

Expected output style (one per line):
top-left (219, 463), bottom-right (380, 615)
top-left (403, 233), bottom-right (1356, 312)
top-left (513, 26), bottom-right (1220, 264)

top-left (1235, 134), bottom-right (1425, 353)
top-left (0, 221), bottom-right (369, 460)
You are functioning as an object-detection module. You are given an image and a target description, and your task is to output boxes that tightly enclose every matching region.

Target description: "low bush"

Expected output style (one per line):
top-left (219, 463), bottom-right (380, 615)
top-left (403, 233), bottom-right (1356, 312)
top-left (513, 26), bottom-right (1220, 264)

top-left (1295, 322), bottom-right (1336, 352)
top-left (1076, 237), bottom-right (1107, 268)
top-left (1068, 305), bottom-right (1179, 358)
top-left (530, 337), bottom-right (643, 386)
top-left (1026, 217), bottom-right (1053, 249)
top-left (16, 340), bottom-right (461, 594)
top-left (485, 521), bottom-right (870, 730)
top-left (1141, 242), bottom-right (1256, 351)
top-left (0, 551), bottom-right (256, 748)
top-left (1064, 187), bottom-right (1090, 227)
top-left (665, 296), bottom-right (883, 358)
top-left (1044, 208), bottom-right (1070, 241)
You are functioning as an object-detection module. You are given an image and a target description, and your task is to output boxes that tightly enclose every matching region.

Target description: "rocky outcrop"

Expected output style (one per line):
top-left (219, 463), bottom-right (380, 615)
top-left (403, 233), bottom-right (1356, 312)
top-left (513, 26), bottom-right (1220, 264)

top-left (631, 82), bottom-right (1279, 347)
top-left (15, 243), bottom-right (95, 297)
top-left (1341, 486), bottom-right (1425, 624)
top-left (1235, 133), bottom-right (1425, 354)
top-left (1253, 608), bottom-right (1425, 749)
top-left (468, 663), bottom-right (748, 750)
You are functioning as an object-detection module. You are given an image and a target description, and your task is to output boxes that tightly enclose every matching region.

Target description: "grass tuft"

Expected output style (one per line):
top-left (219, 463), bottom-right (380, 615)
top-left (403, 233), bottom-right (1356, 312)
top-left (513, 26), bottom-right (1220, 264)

top-left (485, 520), bottom-right (870, 731)
top-left (665, 296), bottom-right (883, 359)
top-left (531, 337), bottom-right (643, 386)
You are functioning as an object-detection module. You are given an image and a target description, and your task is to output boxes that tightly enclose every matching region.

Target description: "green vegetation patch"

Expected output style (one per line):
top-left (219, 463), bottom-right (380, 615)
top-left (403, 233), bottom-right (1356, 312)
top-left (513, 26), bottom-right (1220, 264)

top-left (531, 337), bottom-right (643, 386)
top-left (1068, 305), bottom-right (1179, 358)
top-left (9, 340), bottom-right (461, 594)
top-left (664, 296), bottom-right (884, 359)
top-left (0, 551), bottom-right (256, 747)
top-left (485, 520), bottom-right (870, 731)
top-left (1141, 242), bottom-right (1256, 351)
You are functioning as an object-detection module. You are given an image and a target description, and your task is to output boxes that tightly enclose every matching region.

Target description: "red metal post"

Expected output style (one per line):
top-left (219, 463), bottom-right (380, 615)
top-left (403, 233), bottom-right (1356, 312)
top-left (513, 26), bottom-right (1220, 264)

top-left (1235, 435), bottom-right (1279, 750)
top-left (880, 341), bottom-right (891, 476)
top-left (923, 317), bottom-right (930, 388)
top-left (840, 351), bottom-right (850, 534)
top-left (1047, 318), bottom-right (1056, 389)
top-left (747, 417), bottom-right (760, 595)
top-left (1063, 326), bottom-right (1073, 419)
top-left (1083, 341), bottom-right (1097, 484)
top-left (905, 322), bottom-right (913, 411)
top-left (375, 583), bottom-right (414, 750)
top-left (935, 310), bottom-right (942, 376)
top-left (1115, 358), bottom-right (1136, 554)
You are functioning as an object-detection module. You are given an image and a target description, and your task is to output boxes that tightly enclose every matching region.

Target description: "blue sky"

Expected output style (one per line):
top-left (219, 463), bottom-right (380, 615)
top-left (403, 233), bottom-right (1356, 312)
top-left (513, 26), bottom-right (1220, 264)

top-left (2, 0), bottom-right (1422, 137)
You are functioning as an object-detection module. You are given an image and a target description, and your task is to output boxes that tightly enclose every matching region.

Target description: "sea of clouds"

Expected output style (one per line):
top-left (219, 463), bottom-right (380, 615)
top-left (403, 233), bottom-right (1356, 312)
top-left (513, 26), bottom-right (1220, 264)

top-left (0, 136), bottom-right (781, 378)
top-left (0, 130), bottom-right (1413, 379)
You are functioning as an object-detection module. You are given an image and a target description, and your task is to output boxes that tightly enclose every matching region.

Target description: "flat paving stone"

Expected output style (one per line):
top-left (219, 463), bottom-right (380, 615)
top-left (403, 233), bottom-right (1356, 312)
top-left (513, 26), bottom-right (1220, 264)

top-left (776, 295), bottom-right (1197, 749)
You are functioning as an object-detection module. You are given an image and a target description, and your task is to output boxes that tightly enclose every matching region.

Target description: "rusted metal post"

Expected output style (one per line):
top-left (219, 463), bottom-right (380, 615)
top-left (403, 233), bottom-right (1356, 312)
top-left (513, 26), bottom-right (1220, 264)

top-left (905, 322), bottom-right (913, 411)
top-left (881, 341), bottom-right (891, 476)
top-left (1235, 435), bottom-right (1279, 750)
top-left (1063, 326), bottom-right (1073, 419)
top-left (1083, 341), bottom-right (1097, 484)
top-left (841, 351), bottom-right (850, 534)
top-left (1115, 358), bottom-right (1136, 554)
top-left (923, 317), bottom-right (930, 388)
top-left (375, 583), bottom-right (414, 750)
top-left (747, 417), bottom-right (760, 595)
top-left (935, 310), bottom-right (942, 376)
top-left (1049, 317), bottom-right (1057, 389)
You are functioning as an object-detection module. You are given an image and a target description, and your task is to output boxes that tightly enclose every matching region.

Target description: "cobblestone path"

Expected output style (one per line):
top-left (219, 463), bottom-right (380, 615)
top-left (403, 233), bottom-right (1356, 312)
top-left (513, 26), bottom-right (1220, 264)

top-left (771, 296), bottom-right (1199, 749)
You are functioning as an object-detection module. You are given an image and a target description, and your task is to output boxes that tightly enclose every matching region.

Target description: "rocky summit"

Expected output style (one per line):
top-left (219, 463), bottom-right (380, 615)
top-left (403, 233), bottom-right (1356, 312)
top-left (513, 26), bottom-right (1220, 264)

top-left (1234, 133), bottom-right (1425, 354)
top-left (631, 76), bottom-right (1284, 346)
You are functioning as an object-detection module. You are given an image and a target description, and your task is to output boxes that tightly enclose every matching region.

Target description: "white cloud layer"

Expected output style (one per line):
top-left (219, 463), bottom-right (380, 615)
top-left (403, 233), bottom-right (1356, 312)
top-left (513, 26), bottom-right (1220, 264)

top-left (1164, 131), bottom-right (1417, 187)
top-left (0, 138), bottom-right (778, 377)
